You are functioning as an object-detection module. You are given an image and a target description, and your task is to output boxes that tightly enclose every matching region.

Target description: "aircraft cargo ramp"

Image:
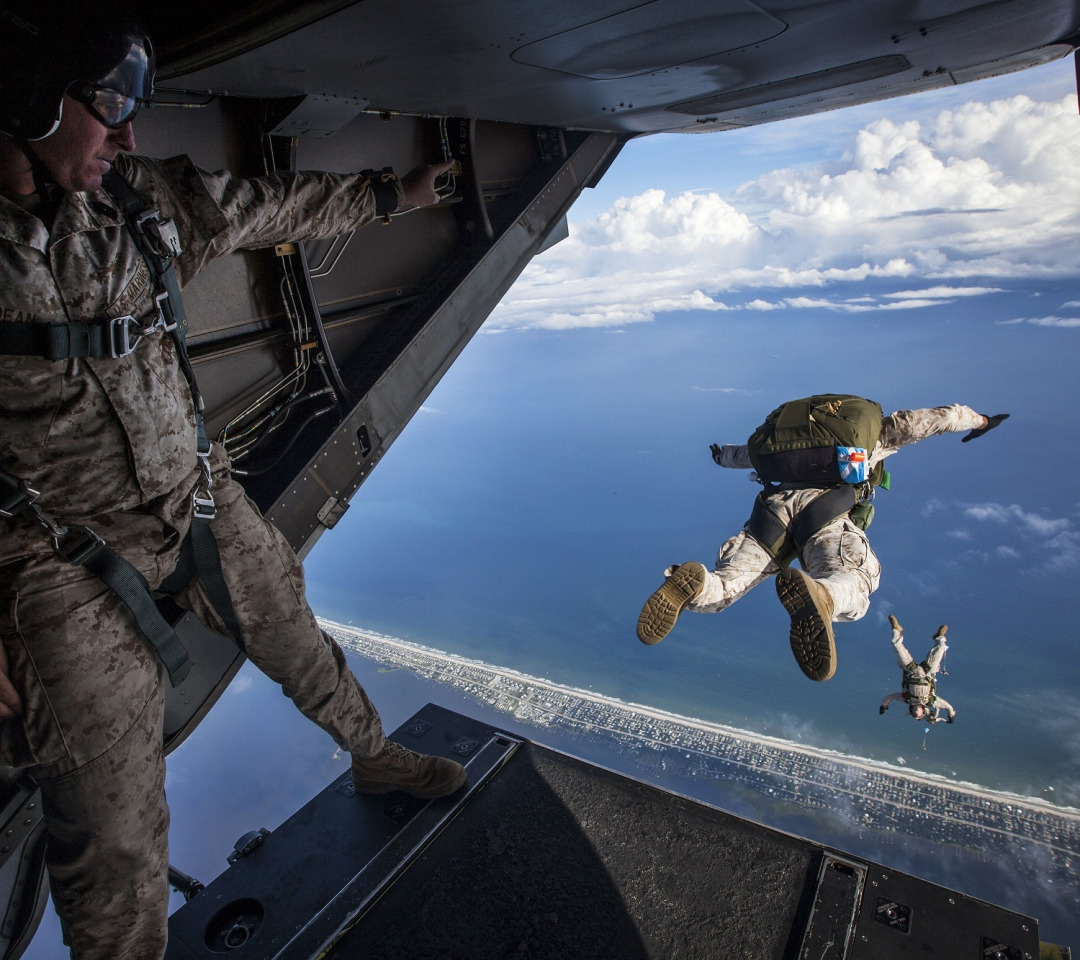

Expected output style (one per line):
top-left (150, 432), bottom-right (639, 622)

top-left (164, 704), bottom-right (1043, 960)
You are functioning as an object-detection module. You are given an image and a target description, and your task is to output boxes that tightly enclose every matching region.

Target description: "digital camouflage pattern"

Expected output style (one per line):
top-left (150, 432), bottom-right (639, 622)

top-left (1, 154), bottom-right (401, 545)
top-left (0, 155), bottom-right (401, 959)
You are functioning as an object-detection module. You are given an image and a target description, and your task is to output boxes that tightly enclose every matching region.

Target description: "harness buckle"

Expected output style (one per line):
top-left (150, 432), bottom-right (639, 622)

top-left (193, 493), bottom-right (217, 521)
top-left (0, 476), bottom-right (41, 518)
top-left (108, 315), bottom-right (141, 358)
top-left (192, 443), bottom-right (216, 520)
top-left (108, 297), bottom-right (175, 358)
top-left (136, 209), bottom-right (182, 259)
top-left (53, 525), bottom-right (106, 564)
top-left (154, 291), bottom-right (177, 333)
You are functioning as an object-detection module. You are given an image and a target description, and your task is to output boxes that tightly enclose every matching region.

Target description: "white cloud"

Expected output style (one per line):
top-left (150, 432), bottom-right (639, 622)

top-left (1000, 315), bottom-right (1080, 328)
top-left (961, 501), bottom-right (1080, 573)
top-left (489, 92), bottom-right (1080, 331)
top-left (963, 502), bottom-right (1068, 537)
top-left (882, 286), bottom-right (1004, 299)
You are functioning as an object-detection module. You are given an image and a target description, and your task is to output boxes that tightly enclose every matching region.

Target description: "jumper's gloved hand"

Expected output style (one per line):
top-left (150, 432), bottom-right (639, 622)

top-left (710, 444), bottom-right (724, 465)
top-left (946, 715), bottom-right (955, 724)
top-left (962, 413), bottom-right (1009, 442)
top-left (879, 705), bottom-right (887, 715)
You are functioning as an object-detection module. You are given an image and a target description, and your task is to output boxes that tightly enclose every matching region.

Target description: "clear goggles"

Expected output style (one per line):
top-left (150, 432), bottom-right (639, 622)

top-left (68, 37), bottom-right (154, 129)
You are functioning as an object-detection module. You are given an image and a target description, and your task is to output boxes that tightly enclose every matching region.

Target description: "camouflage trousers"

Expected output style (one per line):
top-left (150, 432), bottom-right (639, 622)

top-left (689, 488), bottom-right (883, 621)
top-left (0, 452), bottom-right (384, 959)
top-left (893, 633), bottom-right (948, 689)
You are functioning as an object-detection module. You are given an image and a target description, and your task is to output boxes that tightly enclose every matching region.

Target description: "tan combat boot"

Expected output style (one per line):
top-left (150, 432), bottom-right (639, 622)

top-left (775, 566), bottom-right (836, 682)
top-left (637, 561), bottom-right (707, 644)
top-left (351, 741), bottom-right (467, 798)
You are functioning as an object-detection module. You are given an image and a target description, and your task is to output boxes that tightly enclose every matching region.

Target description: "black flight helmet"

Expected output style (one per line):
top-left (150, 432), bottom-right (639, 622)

top-left (0, 5), bottom-right (154, 140)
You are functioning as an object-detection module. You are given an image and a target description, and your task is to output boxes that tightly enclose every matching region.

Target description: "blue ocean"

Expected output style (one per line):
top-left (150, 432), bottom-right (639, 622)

top-left (305, 278), bottom-right (1080, 810)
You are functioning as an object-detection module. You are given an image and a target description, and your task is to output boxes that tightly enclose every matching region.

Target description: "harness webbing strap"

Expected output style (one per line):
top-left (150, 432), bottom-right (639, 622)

top-left (790, 485), bottom-right (858, 551)
top-left (188, 519), bottom-right (243, 645)
top-left (745, 485), bottom-right (860, 564)
top-left (1, 169), bottom-right (246, 685)
top-left (0, 320), bottom-right (110, 360)
top-left (79, 539), bottom-right (193, 685)
top-left (158, 519), bottom-right (245, 650)
top-left (746, 494), bottom-right (793, 565)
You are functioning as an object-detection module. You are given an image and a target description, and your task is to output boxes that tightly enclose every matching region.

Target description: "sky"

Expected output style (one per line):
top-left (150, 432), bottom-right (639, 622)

top-left (301, 52), bottom-right (1080, 946)
top-left (24, 48), bottom-right (1080, 960)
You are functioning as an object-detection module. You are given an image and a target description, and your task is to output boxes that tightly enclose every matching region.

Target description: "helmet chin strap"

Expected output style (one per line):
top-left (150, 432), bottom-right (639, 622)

top-left (14, 137), bottom-right (61, 205)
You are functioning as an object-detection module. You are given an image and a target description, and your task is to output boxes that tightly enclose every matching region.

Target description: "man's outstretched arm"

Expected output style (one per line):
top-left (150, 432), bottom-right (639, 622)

top-left (710, 443), bottom-right (752, 470)
top-left (874, 405), bottom-right (1008, 461)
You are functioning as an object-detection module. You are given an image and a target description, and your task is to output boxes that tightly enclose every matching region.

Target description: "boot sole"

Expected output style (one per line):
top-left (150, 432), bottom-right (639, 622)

top-left (352, 763), bottom-right (468, 799)
top-left (775, 567), bottom-right (836, 682)
top-left (637, 562), bottom-right (707, 644)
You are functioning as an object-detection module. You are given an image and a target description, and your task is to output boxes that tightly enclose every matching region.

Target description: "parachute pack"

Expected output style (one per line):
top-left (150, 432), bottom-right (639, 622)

top-left (746, 395), bottom-right (888, 487)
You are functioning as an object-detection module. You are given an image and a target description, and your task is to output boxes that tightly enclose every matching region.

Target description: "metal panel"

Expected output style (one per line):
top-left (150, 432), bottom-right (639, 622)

top-left (165, 706), bottom-right (520, 959)
top-left (267, 131), bottom-right (622, 556)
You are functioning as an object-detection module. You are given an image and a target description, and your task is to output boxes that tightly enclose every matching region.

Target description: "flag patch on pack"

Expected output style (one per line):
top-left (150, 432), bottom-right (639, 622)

top-left (837, 446), bottom-right (869, 484)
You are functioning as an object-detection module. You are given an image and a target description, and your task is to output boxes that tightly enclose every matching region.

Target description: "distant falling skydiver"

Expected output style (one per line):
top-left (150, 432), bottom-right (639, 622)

top-left (879, 616), bottom-right (955, 723)
top-left (636, 396), bottom-right (1007, 682)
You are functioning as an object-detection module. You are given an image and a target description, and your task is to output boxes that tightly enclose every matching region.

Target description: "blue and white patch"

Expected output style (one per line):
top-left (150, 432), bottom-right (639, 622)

top-left (837, 446), bottom-right (869, 483)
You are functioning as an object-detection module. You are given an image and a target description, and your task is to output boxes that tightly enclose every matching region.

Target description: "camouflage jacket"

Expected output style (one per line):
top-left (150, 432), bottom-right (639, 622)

top-left (0, 154), bottom-right (402, 563)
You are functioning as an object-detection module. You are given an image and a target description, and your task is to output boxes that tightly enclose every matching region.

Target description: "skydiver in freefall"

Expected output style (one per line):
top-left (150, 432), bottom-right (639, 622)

top-left (879, 616), bottom-right (955, 723)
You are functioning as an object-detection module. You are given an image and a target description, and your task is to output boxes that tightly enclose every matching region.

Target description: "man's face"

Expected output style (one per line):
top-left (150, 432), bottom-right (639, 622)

top-left (911, 705), bottom-right (926, 720)
top-left (30, 95), bottom-right (135, 193)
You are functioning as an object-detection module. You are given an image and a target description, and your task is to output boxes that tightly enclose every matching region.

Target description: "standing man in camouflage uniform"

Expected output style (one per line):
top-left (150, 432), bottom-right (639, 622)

top-left (637, 402), bottom-right (1007, 682)
top-left (0, 9), bottom-right (463, 958)
top-left (879, 615), bottom-right (956, 723)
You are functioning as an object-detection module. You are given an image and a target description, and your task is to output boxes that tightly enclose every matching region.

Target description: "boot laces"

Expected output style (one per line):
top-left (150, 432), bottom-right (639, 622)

top-left (382, 740), bottom-right (422, 769)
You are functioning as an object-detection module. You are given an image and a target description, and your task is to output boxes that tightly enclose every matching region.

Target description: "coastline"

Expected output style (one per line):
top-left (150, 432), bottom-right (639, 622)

top-left (321, 617), bottom-right (1080, 819)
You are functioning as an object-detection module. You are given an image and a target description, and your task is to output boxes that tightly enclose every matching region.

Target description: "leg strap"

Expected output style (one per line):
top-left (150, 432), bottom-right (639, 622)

top-left (63, 531), bottom-right (194, 686)
top-left (158, 519), bottom-right (245, 652)
top-left (745, 486), bottom-right (859, 567)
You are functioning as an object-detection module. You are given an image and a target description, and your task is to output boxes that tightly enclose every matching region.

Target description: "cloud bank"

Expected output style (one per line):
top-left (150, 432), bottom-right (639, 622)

top-left (489, 93), bottom-right (1080, 331)
top-left (956, 500), bottom-right (1080, 574)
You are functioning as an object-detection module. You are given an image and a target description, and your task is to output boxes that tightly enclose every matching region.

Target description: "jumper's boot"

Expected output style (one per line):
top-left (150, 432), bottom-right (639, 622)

top-left (775, 567), bottom-right (836, 681)
top-left (351, 741), bottom-right (467, 799)
top-left (637, 562), bottom-right (707, 644)
top-left (933, 624), bottom-right (948, 641)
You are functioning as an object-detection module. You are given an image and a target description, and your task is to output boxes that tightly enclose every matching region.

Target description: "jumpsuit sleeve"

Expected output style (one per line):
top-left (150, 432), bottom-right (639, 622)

top-left (117, 155), bottom-right (405, 288)
top-left (871, 405), bottom-right (987, 465)
top-left (933, 697), bottom-right (956, 719)
top-left (881, 692), bottom-right (906, 709)
top-left (714, 444), bottom-right (753, 470)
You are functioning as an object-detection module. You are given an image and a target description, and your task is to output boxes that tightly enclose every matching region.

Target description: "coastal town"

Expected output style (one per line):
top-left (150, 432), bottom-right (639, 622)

top-left (321, 620), bottom-right (1079, 910)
